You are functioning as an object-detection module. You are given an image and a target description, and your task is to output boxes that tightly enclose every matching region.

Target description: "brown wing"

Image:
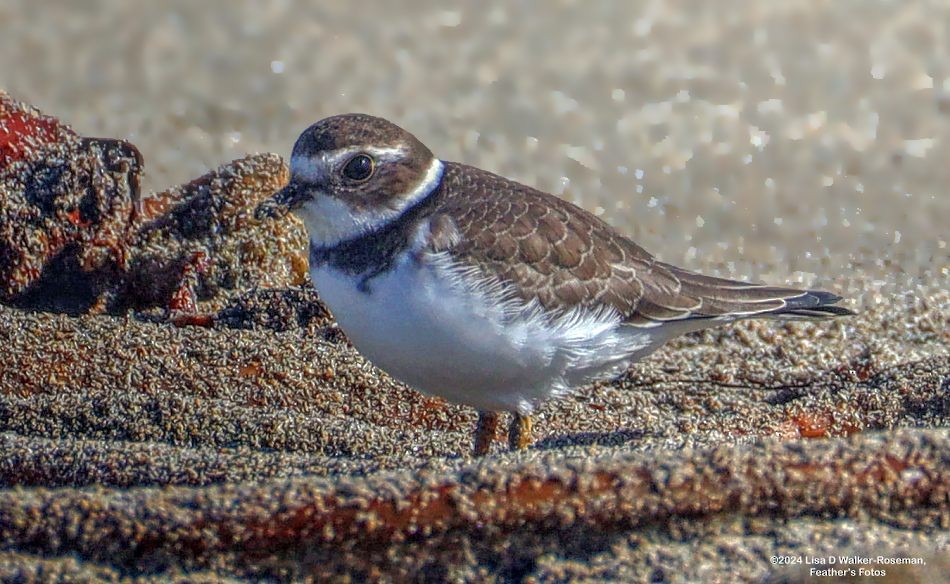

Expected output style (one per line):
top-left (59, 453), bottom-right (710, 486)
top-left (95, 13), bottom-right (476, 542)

top-left (431, 162), bottom-right (852, 326)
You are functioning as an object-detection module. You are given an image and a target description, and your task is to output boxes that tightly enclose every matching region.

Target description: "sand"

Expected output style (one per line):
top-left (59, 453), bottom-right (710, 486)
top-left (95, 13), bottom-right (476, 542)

top-left (1, 0), bottom-right (948, 581)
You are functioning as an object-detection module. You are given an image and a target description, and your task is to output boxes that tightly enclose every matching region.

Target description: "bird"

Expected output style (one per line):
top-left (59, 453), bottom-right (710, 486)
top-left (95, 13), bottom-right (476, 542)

top-left (255, 113), bottom-right (853, 456)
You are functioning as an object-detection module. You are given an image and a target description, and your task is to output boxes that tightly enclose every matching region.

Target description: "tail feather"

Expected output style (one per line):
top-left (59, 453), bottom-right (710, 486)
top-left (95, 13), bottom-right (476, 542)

top-left (622, 263), bottom-right (854, 329)
top-left (668, 265), bottom-right (855, 321)
top-left (769, 290), bottom-right (855, 319)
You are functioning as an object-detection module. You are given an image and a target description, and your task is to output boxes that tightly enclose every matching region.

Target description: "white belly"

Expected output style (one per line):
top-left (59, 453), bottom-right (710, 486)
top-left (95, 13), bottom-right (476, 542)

top-left (311, 253), bottom-right (661, 414)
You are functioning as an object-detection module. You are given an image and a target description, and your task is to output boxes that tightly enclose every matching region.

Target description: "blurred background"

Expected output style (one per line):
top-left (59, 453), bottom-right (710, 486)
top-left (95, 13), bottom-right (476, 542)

top-left (2, 0), bottom-right (947, 292)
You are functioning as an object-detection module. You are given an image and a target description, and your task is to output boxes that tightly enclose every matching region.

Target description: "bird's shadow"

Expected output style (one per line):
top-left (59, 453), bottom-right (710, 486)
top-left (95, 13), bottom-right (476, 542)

top-left (534, 429), bottom-right (646, 450)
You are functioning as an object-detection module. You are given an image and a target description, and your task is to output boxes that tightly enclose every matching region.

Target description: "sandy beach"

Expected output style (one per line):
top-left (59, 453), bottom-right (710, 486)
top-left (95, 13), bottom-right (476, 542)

top-left (1, 0), bottom-right (947, 581)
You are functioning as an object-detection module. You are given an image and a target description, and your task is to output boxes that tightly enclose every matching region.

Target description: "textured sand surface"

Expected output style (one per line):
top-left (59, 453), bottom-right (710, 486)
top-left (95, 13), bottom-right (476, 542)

top-left (1, 0), bottom-right (949, 582)
top-left (0, 297), bottom-right (947, 581)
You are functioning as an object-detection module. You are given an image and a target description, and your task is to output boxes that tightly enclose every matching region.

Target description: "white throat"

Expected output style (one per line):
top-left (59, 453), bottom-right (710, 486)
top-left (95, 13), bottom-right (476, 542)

top-left (293, 157), bottom-right (444, 248)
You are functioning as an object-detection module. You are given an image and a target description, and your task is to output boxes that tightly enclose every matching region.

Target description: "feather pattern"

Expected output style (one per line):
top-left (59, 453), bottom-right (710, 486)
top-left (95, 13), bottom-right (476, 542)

top-left (426, 162), bottom-right (853, 328)
top-left (263, 112), bottom-right (853, 424)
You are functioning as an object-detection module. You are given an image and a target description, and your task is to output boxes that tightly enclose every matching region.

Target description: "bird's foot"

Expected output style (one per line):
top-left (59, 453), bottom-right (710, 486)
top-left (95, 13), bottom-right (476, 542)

top-left (508, 413), bottom-right (533, 451)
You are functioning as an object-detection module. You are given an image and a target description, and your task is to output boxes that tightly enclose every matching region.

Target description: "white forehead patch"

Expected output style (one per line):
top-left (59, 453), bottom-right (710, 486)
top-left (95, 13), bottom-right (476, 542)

top-left (290, 153), bottom-right (327, 183)
top-left (295, 157), bottom-right (444, 248)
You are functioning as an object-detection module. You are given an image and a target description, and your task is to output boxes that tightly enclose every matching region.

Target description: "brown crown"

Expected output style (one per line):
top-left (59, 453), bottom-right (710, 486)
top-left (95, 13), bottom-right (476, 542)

top-left (292, 113), bottom-right (432, 161)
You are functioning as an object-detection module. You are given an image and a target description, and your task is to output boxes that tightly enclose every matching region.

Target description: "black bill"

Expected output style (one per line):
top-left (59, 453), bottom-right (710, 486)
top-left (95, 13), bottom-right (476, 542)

top-left (254, 181), bottom-right (307, 220)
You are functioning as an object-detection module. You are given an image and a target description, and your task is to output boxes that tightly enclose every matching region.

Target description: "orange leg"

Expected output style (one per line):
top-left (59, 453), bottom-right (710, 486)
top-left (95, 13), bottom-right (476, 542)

top-left (508, 413), bottom-right (533, 451)
top-left (473, 411), bottom-right (500, 456)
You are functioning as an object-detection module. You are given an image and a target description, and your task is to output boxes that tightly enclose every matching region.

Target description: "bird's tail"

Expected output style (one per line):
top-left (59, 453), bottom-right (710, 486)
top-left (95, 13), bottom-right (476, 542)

top-left (667, 265), bottom-right (855, 322)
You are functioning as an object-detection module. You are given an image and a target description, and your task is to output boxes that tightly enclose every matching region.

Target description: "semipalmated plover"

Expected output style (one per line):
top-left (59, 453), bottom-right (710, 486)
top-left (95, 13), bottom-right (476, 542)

top-left (256, 114), bottom-right (853, 455)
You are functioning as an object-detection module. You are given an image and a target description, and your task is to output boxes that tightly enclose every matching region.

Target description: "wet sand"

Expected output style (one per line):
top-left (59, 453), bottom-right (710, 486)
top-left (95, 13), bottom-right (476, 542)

top-left (1, 0), bottom-right (948, 581)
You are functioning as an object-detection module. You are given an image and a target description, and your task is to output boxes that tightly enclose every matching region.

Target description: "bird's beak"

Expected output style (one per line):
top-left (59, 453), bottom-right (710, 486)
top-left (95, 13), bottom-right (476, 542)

top-left (255, 181), bottom-right (308, 220)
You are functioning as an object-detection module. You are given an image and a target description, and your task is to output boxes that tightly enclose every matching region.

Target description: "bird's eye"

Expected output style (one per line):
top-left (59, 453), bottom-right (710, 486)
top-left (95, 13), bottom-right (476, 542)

top-left (342, 154), bottom-right (374, 181)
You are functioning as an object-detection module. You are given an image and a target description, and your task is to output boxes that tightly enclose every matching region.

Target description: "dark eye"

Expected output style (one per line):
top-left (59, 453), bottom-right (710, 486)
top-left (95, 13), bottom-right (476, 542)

top-left (342, 154), bottom-right (374, 181)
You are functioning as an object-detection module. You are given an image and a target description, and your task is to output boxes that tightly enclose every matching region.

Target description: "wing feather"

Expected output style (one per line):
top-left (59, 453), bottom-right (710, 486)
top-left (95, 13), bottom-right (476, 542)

top-left (425, 162), bottom-right (852, 325)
